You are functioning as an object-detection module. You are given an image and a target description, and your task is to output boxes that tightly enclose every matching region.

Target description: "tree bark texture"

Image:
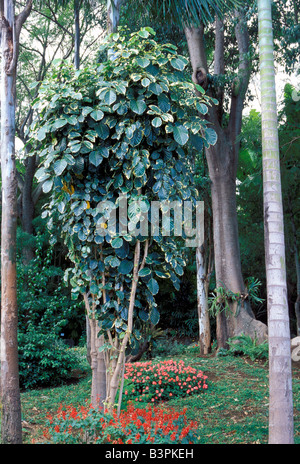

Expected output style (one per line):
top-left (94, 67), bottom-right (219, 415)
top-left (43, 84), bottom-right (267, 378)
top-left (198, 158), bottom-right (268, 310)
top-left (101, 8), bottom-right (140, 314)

top-left (107, 0), bottom-right (122, 34)
top-left (258, 0), bottom-right (294, 444)
top-left (74, 0), bottom-right (80, 69)
top-left (196, 245), bottom-right (211, 354)
top-left (0, 0), bottom-right (32, 444)
top-left (83, 293), bottom-right (106, 408)
top-left (185, 11), bottom-right (268, 348)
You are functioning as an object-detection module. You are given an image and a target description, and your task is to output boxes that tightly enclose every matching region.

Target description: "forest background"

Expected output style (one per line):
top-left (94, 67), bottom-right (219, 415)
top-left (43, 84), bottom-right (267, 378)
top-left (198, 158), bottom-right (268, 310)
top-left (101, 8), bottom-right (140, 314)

top-left (0, 0), bottom-right (299, 446)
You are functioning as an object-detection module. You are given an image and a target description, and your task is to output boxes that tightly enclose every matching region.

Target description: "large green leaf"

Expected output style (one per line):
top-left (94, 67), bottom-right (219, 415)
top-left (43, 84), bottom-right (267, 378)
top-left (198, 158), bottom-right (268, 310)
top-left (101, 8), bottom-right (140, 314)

top-left (151, 117), bottom-right (162, 128)
top-left (42, 179), bottom-right (53, 193)
top-left (139, 309), bottom-right (149, 322)
top-left (35, 167), bottom-right (50, 182)
top-left (90, 109), bottom-right (104, 121)
top-left (204, 127), bottom-right (218, 146)
top-left (139, 267), bottom-right (152, 277)
top-left (111, 237), bottom-right (123, 248)
top-left (89, 151), bottom-right (103, 167)
top-left (36, 126), bottom-right (48, 141)
top-left (173, 125), bottom-right (189, 146)
top-left (104, 89), bottom-right (117, 106)
top-left (95, 123), bottom-right (110, 140)
top-left (52, 118), bottom-right (68, 130)
top-left (118, 259), bottom-right (134, 274)
top-left (135, 56), bottom-right (151, 68)
top-left (53, 159), bottom-right (68, 176)
top-left (130, 128), bottom-right (143, 146)
top-left (147, 278), bottom-right (159, 295)
top-left (150, 307), bottom-right (160, 325)
top-left (170, 57), bottom-right (187, 71)
top-left (130, 99), bottom-right (147, 115)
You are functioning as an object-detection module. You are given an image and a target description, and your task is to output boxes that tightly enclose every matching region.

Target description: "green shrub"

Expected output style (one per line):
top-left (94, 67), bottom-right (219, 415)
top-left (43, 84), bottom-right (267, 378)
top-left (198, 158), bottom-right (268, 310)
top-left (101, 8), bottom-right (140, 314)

top-left (17, 229), bottom-right (85, 342)
top-left (18, 329), bottom-right (80, 389)
top-left (151, 338), bottom-right (187, 358)
top-left (226, 334), bottom-right (268, 361)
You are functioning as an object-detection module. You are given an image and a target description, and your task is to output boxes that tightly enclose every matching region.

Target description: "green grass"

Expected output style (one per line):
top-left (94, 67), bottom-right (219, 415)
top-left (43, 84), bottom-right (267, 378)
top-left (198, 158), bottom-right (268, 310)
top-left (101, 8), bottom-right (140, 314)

top-left (19, 348), bottom-right (300, 444)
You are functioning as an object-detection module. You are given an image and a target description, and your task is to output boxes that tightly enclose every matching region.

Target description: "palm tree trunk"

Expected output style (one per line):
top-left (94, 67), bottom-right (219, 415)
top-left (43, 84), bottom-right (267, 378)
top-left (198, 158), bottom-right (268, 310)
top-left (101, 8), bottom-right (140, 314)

top-left (258, 0), bottom-right (294, 444)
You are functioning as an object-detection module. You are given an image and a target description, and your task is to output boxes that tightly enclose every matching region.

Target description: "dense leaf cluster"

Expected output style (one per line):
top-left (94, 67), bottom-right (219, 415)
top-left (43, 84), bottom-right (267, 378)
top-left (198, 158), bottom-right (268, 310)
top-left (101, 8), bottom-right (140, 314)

top-left (30, 28), bottom-right (217, 354)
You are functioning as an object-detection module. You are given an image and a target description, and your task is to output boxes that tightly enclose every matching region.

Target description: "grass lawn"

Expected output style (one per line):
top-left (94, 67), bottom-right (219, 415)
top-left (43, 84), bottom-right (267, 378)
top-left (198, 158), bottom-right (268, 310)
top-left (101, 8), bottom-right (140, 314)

top-left (19, 347), bottom-right (300, 444)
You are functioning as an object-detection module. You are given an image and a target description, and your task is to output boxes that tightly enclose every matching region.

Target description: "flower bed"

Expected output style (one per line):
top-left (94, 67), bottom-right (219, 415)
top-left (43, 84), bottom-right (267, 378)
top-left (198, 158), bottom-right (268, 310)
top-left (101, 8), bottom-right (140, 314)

top-left (124, 359), bottom-right (208, 404)
top-left (43, 402), bottom-right (198, 444)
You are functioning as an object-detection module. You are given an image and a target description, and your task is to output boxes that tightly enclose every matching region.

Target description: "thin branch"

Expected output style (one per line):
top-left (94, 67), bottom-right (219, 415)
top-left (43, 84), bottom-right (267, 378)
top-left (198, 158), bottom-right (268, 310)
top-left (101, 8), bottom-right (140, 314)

top-left (7, 0), bottom-right (32, 75)
top-left (138, 239), bottom-right (149, 273)
top-left (31, 3), bottom-right (72, 38)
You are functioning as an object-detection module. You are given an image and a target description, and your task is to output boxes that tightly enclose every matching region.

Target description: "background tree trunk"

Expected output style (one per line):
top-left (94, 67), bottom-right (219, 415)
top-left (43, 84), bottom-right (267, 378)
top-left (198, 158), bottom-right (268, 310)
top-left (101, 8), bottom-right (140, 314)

top-left (258, 0), bottom-right (294, 444)
top-left (196, 244), bottom-right (211, 354)
top-left (74, 0), bottom-right (80, 69)
top-left (185, 11), bottom-right (268, 349)
top-left (107, 0), bottom-right (122, 34)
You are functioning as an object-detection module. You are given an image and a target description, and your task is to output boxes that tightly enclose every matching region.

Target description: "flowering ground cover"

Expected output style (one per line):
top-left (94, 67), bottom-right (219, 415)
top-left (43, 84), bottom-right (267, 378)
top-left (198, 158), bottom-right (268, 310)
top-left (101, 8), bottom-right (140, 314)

top-left (19, 351), bottom-right (300, 444)
top-left (123, 359), bottom-right (208, 404)
top-left (42, 402), bottom-right (198, 444)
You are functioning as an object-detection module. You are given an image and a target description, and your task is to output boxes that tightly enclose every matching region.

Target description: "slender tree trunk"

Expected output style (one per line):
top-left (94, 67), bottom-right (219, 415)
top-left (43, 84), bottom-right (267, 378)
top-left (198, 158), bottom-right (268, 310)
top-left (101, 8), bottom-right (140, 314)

top-left (74, 0), bottom-right (80, 69)
top-left (106, 239), bottom-right (141, 413)
top-left (1, 0), bottom-right (32, 444)
top-left (89, 320), bottom-right (107, 408)
top-left (258, 0), bottom-right (294, 444)
top-left (107, 0), bottom-right (122, 34)
top-left (83, 293), bottom-right (106, 408)
top-left (196, 245), bottom-right (211, 354)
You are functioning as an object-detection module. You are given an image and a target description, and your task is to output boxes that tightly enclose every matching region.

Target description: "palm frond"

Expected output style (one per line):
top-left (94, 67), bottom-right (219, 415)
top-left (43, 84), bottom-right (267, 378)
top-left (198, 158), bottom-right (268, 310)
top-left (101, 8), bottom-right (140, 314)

top-left (125, 0), bottom-right (242, 28)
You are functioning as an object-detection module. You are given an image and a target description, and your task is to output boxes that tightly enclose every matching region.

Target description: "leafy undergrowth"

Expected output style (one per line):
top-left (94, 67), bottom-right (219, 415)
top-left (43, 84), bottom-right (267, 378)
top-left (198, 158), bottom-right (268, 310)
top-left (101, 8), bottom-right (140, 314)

top-left (20, 349), bottom-right (300, 444)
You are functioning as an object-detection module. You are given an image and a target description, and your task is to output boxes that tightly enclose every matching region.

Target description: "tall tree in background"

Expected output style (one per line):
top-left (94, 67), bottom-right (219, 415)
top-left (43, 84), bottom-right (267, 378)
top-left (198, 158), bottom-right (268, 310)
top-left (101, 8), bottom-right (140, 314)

top-left (185, 7), bottom-right (268, 348)
top-left (127, 0), bottom-right (268, 348)
top-left (258, 0), bottom-right (294, 444)
top-left (107, 0), bottom-right (123, 33)
top-left (0, 0), bottom-right (32, 444)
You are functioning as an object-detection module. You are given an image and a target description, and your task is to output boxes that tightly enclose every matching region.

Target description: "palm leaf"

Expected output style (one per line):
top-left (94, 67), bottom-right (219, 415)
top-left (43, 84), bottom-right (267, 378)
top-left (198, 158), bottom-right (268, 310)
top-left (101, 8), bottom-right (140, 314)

top-left (125, 0), bottom-right (242, 27)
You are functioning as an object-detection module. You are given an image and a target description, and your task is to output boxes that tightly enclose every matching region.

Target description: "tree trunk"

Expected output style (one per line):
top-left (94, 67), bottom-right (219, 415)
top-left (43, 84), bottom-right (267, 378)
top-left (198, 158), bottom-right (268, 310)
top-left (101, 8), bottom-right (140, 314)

top-left (105, 239), bottom-right (141, 413)
top-left (74, 0), bottom-right (80, 70)
top-left (196, 245), bottom-right (211, 354)
top-left (89, 319), bottom-right (107, 408)
top-left (107, 0), bottom-right (122, 34)
top-left (0, 0), bottom-right (32, 444)
top-left (83, 293), bottom-right (106, 408)
top-left (258, 0), bottom-right (294, 444)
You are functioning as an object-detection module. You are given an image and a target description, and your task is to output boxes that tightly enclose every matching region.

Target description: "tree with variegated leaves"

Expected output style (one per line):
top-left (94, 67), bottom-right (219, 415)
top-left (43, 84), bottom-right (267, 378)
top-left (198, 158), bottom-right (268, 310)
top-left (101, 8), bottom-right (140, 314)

top-left (29, 27), bottom-right (217, 413)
